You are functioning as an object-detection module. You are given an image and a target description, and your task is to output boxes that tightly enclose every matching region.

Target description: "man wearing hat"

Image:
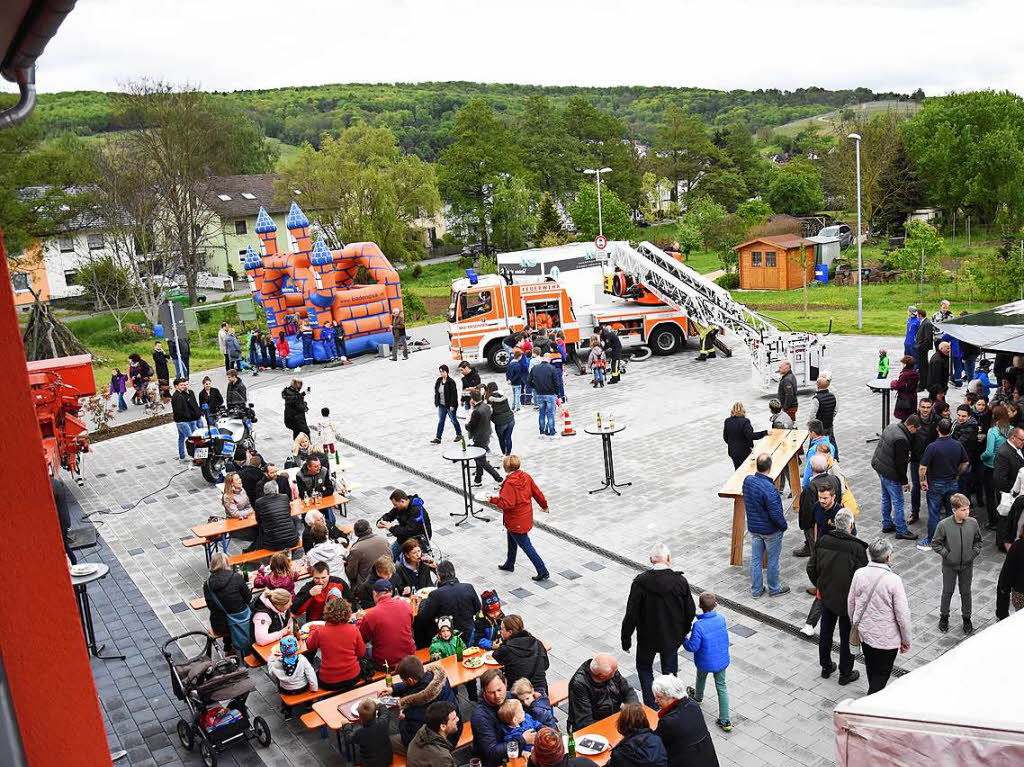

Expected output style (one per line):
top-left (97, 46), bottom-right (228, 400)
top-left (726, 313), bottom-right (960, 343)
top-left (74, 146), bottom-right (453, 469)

top-left (529, 727), bottom-right (593, 766)
top-left (359, 578), bottom-right (415, 669)
top-left (904, 306), bottom-right (920, 363)
top-left (471, 590), bottom-right (505, 649)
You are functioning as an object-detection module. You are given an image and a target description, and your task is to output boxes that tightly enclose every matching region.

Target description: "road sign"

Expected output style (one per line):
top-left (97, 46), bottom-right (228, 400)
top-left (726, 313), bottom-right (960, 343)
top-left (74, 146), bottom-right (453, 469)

top-left (595, 235), bottom-right (608, 250)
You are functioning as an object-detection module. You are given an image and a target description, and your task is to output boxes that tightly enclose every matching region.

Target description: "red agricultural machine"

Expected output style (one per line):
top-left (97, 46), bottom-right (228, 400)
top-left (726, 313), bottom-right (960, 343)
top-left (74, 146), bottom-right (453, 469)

top-left (26, 354), bottom-right (94, 486)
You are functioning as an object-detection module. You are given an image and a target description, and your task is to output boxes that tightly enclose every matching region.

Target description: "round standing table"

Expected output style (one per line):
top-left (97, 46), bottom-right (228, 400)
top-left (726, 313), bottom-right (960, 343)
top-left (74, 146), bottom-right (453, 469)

top-left (865, 379), bottom-right (892, 443)
top-left (584, 423), bottom-right (631, 495)
top-left (71, 563), bottom-right (126, 660)
top-left (442, 446), bottom-right (493, 526)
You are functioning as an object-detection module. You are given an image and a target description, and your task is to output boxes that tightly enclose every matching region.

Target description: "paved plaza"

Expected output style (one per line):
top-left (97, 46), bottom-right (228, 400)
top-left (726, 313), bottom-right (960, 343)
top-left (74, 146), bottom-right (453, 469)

top-left (70, 328), bottom-right (1006, 766)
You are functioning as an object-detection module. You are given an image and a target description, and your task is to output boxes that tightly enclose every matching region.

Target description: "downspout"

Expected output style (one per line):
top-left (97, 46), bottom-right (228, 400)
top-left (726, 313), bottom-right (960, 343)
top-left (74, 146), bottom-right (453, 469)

top-left (0, 65), bottom-right (36, 129)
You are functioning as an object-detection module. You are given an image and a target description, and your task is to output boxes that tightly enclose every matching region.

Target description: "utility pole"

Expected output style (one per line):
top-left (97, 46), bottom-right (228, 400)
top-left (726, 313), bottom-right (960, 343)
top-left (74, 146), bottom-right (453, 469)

top-left (583, 167), bottom-right (612, 238)
top-left (848, 133), bottom-right (863, 330)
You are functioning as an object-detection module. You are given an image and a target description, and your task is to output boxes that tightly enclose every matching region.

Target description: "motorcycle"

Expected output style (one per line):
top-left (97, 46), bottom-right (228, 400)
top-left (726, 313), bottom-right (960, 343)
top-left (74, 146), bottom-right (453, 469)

top-left (186, 403), bottom-right (258, 483)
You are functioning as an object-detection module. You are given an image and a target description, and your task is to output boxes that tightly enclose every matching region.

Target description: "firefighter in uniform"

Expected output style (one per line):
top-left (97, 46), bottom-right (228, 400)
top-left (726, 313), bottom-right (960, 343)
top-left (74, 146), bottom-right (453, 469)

top-left (696, 324), bottom-right (721, 362)
top-left (599, 325), bottom-right (623, 385)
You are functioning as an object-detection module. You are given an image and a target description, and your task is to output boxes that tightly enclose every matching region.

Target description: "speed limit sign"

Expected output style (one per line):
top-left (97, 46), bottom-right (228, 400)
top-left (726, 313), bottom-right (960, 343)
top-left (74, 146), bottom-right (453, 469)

top-left (594, 235), bottom-right (608, 250)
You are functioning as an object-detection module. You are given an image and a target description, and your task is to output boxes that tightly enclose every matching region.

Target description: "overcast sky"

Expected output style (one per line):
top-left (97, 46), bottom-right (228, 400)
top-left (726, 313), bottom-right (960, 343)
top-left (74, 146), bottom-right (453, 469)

top-left (7, 0), bottom-right (1022, 96)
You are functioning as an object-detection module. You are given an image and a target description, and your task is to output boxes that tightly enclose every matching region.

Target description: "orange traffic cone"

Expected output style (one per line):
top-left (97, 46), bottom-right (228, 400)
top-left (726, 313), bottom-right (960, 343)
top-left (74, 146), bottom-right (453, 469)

top-left (561, 408), bottom-right (577, 437)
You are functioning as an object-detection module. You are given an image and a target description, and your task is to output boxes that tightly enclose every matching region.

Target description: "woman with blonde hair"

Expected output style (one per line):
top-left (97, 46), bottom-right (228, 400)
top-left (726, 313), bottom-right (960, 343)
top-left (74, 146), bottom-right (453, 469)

top-left (489, 454), bottom-right (550, 581)
top-left (203, 552), bottom-right (251, 655)
top-left (722, 402), bottom-right (767, 469)
top-left (222, 472), bottom-right (253, 519)
top-left (291, 432), bottom-right (324, 466)
top-left (251, 588), bottom-right (294, 646)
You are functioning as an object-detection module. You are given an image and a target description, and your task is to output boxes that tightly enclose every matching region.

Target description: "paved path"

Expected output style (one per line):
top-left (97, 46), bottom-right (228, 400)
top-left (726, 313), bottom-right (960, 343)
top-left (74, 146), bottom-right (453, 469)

top-left (70, 330), bottom-right (1000, 766)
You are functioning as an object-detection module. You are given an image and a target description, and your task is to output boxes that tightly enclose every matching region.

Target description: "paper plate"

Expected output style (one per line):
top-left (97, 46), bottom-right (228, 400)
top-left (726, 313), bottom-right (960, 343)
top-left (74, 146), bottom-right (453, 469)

top-left (416, 587), bottom-right (436, 599)
top-left (574, 734), bottom-right (610, 756)
top-left (482, 651), bottom-right (501, 666)
top-left (462, 656), bottom-right (484, 669)
top-left (299, 620), bottom-right (325, 641)
top-left (70, 564), bottom-right (98, 577)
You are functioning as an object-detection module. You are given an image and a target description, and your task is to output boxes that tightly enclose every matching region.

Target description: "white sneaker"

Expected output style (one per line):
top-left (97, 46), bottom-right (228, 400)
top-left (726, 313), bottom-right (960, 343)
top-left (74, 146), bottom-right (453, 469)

top-left (800, 624), bottom-right (815, 637)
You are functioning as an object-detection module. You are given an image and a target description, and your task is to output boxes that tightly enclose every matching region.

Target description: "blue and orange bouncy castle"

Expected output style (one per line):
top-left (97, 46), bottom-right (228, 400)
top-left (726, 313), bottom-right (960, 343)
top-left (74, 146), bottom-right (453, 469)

top-left (244, 202), bottom-right (402, 367)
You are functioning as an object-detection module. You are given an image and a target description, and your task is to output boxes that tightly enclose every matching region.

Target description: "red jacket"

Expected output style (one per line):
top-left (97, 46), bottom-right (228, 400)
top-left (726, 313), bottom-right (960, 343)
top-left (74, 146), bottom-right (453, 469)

top-left (306, 622), bottom-right (365, 684)
top-left (490, 470), bottom-right (547, 534)
top-left (358, 595), bottom-right (415, 667)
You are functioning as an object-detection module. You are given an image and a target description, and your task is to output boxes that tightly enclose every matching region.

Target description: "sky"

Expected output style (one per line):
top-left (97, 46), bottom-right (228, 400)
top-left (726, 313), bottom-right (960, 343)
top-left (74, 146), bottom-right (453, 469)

top-left (6, 0), bottom-right (1023, 96)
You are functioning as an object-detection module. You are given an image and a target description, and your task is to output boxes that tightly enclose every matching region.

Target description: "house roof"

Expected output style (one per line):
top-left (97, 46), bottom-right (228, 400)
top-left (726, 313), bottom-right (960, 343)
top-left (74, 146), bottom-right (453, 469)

top-left (204, 174), bottom-right (295, 218)
top-left (732, 234), bottom-right (815, 250)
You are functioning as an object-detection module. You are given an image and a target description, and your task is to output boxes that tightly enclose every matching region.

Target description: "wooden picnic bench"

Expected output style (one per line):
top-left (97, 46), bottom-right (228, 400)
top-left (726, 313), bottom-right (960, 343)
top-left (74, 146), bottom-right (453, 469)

top-left (717, 428), bottom-right (806, 566)
top-left (189, 565), bottom-right (313, 611)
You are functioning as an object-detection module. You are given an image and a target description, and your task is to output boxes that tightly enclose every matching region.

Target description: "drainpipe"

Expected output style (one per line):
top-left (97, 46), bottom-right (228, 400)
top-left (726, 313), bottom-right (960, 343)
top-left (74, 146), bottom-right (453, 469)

top-left (0, 65), bottom-right (36, 130)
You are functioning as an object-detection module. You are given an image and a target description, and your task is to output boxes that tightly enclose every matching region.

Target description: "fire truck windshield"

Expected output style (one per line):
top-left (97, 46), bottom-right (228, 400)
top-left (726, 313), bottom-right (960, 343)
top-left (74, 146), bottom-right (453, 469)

top-left (447, 290), bottom-right (459, 322)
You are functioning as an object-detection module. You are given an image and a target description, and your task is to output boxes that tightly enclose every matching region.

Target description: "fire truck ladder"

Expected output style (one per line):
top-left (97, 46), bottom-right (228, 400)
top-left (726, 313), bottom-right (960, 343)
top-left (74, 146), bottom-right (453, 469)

top-left (609, 241), bottom-right (782, 354)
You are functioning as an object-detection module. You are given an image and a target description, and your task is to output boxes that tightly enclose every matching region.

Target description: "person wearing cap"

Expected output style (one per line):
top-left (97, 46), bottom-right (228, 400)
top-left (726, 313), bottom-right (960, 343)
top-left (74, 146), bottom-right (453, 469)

top-left (972, 358), bottom-right (995, 399)
top-left (360, 578), bottom-right (415, 669)
top-left (306, 597), bottom-right (366, 691)
top-left (471, 590), bottom-right (505, 649)
top-left (293, 560), bottom-right (354, 622)
top-left (904, 306), bottom-right (920, 362)
top-left (429, 616), bottom-right (467, 661)
top-left (266, 634), bottom-right (318, 717)
top-left (528, 726), bottom-right (592, 767)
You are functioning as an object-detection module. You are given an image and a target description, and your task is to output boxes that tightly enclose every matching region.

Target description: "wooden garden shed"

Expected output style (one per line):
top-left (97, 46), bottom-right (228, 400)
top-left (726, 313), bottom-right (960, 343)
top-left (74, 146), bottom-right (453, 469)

top-left (734, 234), bottom-right (816, 290)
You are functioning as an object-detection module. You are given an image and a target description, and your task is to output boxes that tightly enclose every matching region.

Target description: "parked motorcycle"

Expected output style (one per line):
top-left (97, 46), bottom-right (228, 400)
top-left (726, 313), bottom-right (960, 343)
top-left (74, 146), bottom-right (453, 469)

top-left (186, 403), bottom-right (258, 483)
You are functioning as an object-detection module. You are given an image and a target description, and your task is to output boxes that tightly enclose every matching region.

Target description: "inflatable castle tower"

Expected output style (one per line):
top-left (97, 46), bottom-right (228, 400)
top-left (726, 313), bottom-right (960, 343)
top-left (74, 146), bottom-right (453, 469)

top-left (244, 202), bottom-right (403, 366)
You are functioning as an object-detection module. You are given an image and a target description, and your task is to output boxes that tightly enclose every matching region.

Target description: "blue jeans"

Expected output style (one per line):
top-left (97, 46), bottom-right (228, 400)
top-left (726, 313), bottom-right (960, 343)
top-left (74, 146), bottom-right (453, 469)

top-left (879, 475), bottom-right (908, 535)
top-left (593, 368), bottom-right (604, 385)
top-left (522, 385), bottom-right (533, 406)
top-left (116, 391), bottom-right (127, 411)
top-left (904, 342), bottom-right (915, 360)
top-left (503, 530), bottom-right (547, 576)
top-left (436, 405), bottom-right (462, 440)
top-left (249, 346), bottom-right (260, 368)
top-left (511, 385), bottom-right (522, 411)
top-left (391, 539), bottom-right (402, 560)
top-left (301, 337), bottom-right (313, 363)
top-left (909, 460), bottom-right (922, 516)
top-left (555, 367), bottom-right (565, 401)
top-left (176, 421), bottom-right (196, 459)
top-left (926, 478), bottom-right (959, 542)
top-left (495, 420), bottom-right (514, 455)
top-left (951, 357), bottom-right (964, 385)
top-left (636, 644), bottom-right (678, 709)
top-left (537, 394), bottom-right (556, 435)
top-left (750, 531), bottom-right (783, 596)
top-left (171, 357), bottom-right (183, 379)
top-left (964, 356), bottom-right (977, 383)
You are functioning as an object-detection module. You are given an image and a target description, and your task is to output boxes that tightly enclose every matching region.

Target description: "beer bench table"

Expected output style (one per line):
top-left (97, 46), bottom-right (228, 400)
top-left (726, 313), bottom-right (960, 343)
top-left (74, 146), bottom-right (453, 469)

top-left (717, 429), bottom-right (807, 566)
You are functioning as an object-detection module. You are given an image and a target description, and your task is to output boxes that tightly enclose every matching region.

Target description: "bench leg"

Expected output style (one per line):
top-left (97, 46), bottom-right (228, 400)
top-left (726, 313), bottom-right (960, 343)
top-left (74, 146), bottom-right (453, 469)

top-left (788, 455), bottom-right (802, 512)
top-left (730, 497), bottom-right (746, 566)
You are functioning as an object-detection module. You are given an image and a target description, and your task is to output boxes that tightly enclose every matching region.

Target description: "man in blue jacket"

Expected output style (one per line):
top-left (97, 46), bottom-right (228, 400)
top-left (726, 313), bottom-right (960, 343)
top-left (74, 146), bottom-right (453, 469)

top-left (742, 454), bottom-right (790, 598)
top-left (904, 306), bottom-right (920, 362)
top-left (527, 353), bottom-right (561, 437)
top-left (472, 669), bottom-right (534, 766)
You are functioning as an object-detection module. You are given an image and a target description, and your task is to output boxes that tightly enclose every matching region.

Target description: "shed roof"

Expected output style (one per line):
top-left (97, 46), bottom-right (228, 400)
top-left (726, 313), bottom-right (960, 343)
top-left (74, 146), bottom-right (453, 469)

top-left (732, 234), bottom-right (815, 250)
top-left (204, 174), bottom-right (294, 218)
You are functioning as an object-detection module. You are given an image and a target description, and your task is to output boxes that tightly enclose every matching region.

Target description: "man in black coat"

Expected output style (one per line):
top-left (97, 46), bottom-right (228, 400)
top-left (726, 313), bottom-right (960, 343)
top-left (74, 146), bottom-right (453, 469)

top-left (416, 561), bottom-right (480, 647)
top-left (282, 379), bottom-right (309, 438)
top-left (914, 309), bottom-right (933, 392)
top-left (238, 453), bottom-right (267, 504)
top-left (994, 428), bottom-right (1024, 550)
top-left (620, 544), bottom-right (696, 708)
top-left (908, 399), bottom-right (938, 524)
top-left (871, 415), bottom-right (921, 540)
top-left (567, 653), bottom-right (638, 730)
top-left (777, 360), bottom-right (799, 423)
top-left (249, 481), bottom-right (298, 553)
top-left (431, 364), bottom-right (463, 444)
top-left (171, 378), bottom-right (202, 461)
top-left (807, 509), bottom-right (867, 685)
top-left (928, 341), bottom-right (951, 403)
top-left (794, 454), bottom-right (842, 557)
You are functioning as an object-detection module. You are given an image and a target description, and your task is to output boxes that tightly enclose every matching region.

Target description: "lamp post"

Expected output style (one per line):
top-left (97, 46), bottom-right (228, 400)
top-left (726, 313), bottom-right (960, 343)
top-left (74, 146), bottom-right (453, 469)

top-left (583, 167), bottom-right (612, 237)
top-left (848, 133), bottom-right (863, 330)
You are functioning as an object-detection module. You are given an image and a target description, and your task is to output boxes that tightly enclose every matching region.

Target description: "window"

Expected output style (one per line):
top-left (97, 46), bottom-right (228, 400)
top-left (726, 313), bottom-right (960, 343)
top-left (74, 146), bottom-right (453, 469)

top-left (766, 251), bottom-right (777, 268)
top-left (751, 251), bottom-right (762, 267)
top-left (234, 219), bottom-right (248, 235)
top-left (459, 289), bottom-right (493, 320)
top-left (87, 233), bottom-right (104, 250)
top-left (64, 269), bottom-right (80, 286)
top-left (58, 237), bottom-right (74, 253)
top-left (11, 273), bottom-right (29, 291)
top-left (238, 248), bottom-right (248, 264)
top-left (217, 194), bottom-right (232, 201)
top-left (241, 192), bottom-right (256, 200)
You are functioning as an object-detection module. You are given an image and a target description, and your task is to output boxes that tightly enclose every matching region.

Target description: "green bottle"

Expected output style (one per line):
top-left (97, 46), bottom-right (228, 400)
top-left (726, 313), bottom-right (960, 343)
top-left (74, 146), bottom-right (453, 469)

top-left (596, 412), bottom-right (602, 428)
top-left (385, 660), bottom-right (393, 688)
top-left (241, 563), bottom-right (249, 581)
top-left (567, 726), bottom-right (576, 757)
top-left (455, 633), bottom-right (464, 662)
top-left (461, 435), bottom-right (467, 452)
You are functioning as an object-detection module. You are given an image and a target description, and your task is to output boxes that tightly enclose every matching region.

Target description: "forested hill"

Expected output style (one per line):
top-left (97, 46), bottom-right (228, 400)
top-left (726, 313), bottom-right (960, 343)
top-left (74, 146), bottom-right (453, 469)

top-left (27, 82), bottom-right (916, 161)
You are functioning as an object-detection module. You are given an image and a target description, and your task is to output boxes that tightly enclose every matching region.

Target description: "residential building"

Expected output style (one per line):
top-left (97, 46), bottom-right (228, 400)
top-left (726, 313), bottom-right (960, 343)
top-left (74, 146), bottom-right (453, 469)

top-left (202, 174), bottom-right (294, 276)
top-left (9, 226), bottom-right (114, 309)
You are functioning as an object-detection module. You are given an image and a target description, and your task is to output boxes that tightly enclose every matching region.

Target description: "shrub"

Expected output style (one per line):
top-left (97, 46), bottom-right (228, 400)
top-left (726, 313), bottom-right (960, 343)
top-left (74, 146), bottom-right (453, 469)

top-left (402, 291), bottom-right (427, 320)
top-left (411, 264), bottom-right (423, 279)
top-left (715, 272), bottom-right (740, 289)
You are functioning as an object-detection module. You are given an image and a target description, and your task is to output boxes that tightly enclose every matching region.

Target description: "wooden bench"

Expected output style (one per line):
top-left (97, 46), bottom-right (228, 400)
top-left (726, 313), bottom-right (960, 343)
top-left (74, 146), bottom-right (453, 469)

top-left (182, 537), bottom-right (210, 548)
top-left (548, 679), bottom-right (569, 707)
top-left (301, 710), bottom-right (326, 730)
top-left (281, 687), bottom-right (334, 708)
top-left (227, 544), bottom-right (303, 567)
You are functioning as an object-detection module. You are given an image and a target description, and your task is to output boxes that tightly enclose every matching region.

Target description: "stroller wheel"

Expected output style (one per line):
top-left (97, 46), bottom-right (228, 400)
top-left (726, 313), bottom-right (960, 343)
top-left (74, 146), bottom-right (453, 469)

top-left (252, 716), bottom-right (272, 747)
top-left (176, 720), bottom-right (194, 751)
top-left (199, 740), bottom-right (217, 767)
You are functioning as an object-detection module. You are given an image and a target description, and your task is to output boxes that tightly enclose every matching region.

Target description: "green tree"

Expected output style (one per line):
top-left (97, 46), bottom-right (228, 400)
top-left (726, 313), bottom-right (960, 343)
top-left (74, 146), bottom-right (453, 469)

top-left (685, 196), bottom-right (727, 251)
top-left (652, 106), bottom-right (721, 202)
top-left (491, 175), bottom-right (537, 252)
top-left (677, 224), bottom-right (703, 257)
top-left (697, 167), bottom-right (748, 211)
top-left (902, 90), bottom-right (1024, 221)
top-left (889, 220), bottom-right (947, 280)
top-left (564, 96), bottom-right (641, 210)
top-left (568, 183), bottom-right (633, 241)
top-left (276, 123), bottom-right (439, 262)
top-left (437, 99), bottom-right (522, 256)
top-left (535, 193), bottom-right (563, 240)
top-left (736, 199), bottom-right (772, 227)
top-left (515, 95), bottom-right (583, 202)
top-left (766, 161), bottom-right (823, 214)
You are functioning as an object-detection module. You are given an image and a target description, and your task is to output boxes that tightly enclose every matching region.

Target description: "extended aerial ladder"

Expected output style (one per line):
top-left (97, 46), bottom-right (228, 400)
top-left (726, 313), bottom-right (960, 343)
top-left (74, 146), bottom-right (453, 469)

top-left (607, 241), bottom-right (827, 390)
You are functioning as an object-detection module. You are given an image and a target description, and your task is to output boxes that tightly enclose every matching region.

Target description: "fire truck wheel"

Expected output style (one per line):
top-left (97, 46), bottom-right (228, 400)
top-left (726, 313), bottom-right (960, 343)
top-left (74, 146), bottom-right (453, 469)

top-left (486, 342), bottom-right (511, 373)
top-left (648, 327), bottom-right (682, 356)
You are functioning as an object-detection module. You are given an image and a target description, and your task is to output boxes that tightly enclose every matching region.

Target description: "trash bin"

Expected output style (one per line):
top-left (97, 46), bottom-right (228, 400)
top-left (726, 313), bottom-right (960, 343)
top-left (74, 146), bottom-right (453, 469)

top-left (814, 264), bottom-right (829, 284)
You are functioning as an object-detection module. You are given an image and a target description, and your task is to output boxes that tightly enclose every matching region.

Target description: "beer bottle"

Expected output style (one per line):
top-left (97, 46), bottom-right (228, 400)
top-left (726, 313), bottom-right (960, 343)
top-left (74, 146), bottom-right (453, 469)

top-left (461, 435), bottom-right (467, 452)
top-left (567, 726), bottom-right (576, 757)
top-left (455, 633), bottom-right (464, 662)
top-left (241, 563), bottom-right (249, 581)
top-left (384, 660), bottom-right (393, 688)
top-left (596, 412), bottom-right (602, 428)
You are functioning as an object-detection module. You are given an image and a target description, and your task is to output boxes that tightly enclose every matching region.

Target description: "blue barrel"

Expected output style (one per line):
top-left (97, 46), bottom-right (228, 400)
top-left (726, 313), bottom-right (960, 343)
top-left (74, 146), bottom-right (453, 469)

top-left (814, 264), bottom-right (829, 284)
top-left (153, 323), bottom-right (165, 338)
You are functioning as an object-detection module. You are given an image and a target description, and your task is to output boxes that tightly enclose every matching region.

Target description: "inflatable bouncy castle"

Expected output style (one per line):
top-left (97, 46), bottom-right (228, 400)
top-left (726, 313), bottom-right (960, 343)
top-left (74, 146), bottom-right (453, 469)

top-left (244, 203), bottom-right (402, 367)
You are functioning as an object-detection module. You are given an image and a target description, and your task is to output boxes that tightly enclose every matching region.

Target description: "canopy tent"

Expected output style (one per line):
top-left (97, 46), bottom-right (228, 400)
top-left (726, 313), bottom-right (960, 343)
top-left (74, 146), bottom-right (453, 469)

top-left (834, 610), bottom-right (1024, 766)
top-left (936, 300), bottom-right (1024, 353)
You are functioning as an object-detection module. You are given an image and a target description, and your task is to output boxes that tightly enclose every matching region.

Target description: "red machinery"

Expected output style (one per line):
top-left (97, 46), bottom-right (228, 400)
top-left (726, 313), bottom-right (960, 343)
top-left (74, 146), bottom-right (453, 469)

top-left (25, 354), bottom-right (95, 485)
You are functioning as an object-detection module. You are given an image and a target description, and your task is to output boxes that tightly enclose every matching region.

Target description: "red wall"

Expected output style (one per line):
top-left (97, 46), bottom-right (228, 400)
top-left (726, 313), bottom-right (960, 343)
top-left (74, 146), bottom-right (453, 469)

top-left (0, 233), bottom-right (111, 764)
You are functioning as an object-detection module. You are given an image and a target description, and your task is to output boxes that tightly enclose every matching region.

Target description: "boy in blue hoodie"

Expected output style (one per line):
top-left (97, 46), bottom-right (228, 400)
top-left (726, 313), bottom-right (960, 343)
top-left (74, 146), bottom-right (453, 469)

top-left (684, 592), bottom-right (731, 732)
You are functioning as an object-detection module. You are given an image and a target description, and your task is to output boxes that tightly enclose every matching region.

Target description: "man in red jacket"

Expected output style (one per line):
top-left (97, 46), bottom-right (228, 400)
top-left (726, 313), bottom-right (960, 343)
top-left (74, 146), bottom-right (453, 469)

top-left (489, 455), bottom-right (550, 582)
top-left (293, 562), bottom-right (354, 621)
top-left (359, 579), bottom-right (415, 669)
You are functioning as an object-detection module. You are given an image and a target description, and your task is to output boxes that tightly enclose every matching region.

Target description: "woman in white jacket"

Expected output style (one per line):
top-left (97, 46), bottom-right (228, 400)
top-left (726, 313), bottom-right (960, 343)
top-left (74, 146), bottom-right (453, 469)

top-left (848, 538), bottom-right (912, 694)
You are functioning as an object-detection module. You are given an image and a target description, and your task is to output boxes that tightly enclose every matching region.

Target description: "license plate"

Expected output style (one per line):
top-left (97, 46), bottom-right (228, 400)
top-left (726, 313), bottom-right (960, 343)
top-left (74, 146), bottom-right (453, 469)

top-left (194, 448), bottom-right (209, 459)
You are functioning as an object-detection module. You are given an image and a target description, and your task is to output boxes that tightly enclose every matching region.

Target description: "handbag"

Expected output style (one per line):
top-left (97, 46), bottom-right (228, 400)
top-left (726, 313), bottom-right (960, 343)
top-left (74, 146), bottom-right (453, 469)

top-left (850, 570), bottom-right (888, 648)
top-left (997, 491), bottom-right (1015, 517)
top-left (206, 583), bottom-right (252, 651)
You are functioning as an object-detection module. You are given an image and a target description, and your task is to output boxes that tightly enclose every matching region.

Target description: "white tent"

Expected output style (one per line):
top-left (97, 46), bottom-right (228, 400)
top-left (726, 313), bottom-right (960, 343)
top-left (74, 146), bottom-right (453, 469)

top-left (937, 300), bottom-right (1024, 353)
top-left (834, 610), bottom-right (1024, 766)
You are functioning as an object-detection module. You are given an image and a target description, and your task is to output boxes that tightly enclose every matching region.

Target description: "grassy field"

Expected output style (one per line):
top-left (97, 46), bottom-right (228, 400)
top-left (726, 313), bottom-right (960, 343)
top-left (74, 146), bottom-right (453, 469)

top-left (269, 137), bottom-right (302, 170)
top-left (773, 99), bottom-right (922, 137)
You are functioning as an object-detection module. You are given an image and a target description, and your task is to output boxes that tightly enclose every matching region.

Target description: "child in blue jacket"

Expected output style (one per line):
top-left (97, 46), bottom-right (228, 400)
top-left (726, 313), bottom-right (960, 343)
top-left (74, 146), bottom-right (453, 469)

top-left (683, 592), bottom-right (731, 732)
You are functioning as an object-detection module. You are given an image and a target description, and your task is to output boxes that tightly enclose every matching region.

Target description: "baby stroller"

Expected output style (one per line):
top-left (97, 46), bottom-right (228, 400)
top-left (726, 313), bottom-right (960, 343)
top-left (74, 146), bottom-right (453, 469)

top-left (163, 631), bottom-right (271, 766)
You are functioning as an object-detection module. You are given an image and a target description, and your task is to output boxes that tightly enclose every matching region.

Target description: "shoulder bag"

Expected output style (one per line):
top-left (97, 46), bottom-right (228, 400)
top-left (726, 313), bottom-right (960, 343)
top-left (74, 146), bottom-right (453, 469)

top-left (206, 582), bottom-right (252, 652)
top-left (850, 570), bottom-right (888, 648)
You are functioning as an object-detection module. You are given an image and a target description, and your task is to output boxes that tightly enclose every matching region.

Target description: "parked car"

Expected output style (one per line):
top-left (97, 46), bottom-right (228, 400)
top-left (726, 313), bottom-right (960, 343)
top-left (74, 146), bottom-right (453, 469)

top-left (818, 224), bottom-right (853, 249)
top-left (166, 288), bottom-right (207, 305)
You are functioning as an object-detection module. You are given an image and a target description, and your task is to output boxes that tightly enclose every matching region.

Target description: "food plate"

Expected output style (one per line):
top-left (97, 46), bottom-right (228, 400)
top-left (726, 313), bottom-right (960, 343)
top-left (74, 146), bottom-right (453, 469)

top-left (462, 656), bottom-right (484, 669)
top-left (416, 587), bottom-right (436, 599)
top-left (299, 620), bottom-right (325, 642)
top-left (462, 646), bottom-right (481, 657)
top-left (574, 734), bottom-right (610, 756)
top-left (482, 651), bottom-right (500, 665)
top-left (70, 563), bottom-right (99, 577)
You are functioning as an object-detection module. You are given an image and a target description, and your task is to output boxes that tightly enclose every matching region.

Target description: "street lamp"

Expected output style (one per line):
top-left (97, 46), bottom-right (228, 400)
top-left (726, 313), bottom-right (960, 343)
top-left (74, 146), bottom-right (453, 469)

top-left (848, 133), bottom-right (863, 330)
top-left (583, 167), bottom-right (612, 237)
